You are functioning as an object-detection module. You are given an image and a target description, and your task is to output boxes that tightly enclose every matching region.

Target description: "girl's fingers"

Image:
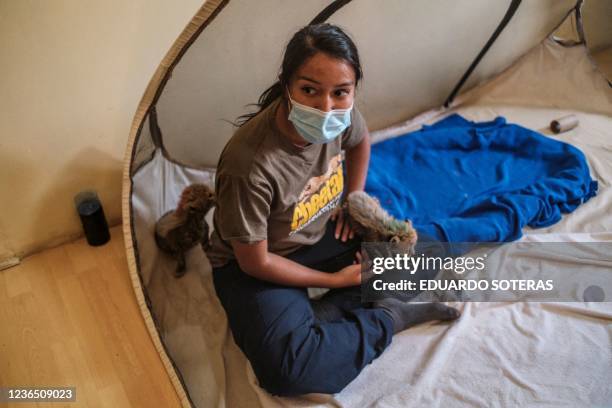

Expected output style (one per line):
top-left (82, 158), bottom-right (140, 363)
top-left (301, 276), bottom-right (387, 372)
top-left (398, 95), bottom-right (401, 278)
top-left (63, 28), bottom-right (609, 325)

top-left (342, 223), bottom-right (350, 242)
top-left (331, 205), bottom-right (342, 222)
top-left (341, 215), bottom-right (351, 241)
top-left (335, 211), bottom-right (344, 239)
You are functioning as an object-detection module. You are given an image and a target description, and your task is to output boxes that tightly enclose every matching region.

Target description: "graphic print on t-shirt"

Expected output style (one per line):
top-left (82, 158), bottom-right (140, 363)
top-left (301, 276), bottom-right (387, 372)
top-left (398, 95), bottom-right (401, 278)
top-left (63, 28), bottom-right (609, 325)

top-left (290, 154), bottom-right (343, 235)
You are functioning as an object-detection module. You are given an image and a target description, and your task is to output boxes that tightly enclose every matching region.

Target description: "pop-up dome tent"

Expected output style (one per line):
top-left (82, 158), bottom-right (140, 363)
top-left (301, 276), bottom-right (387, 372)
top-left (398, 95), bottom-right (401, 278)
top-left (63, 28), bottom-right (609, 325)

top-left (122, 1), bottom-right (612, 406)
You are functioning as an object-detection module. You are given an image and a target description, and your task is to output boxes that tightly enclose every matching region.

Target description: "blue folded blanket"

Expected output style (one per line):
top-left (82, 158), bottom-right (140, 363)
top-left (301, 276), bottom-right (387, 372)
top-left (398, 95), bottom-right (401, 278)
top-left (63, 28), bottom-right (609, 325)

top-left (365, 114), bottom-right (598, 243)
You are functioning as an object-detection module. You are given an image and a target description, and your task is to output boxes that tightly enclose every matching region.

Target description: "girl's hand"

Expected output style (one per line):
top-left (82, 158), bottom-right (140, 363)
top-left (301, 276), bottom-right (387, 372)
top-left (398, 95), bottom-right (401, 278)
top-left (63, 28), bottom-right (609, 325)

top-left (333, 251), bottom-right (368, 288)
top-left (331, 203), bottom-right (356, 242)
top-left (333, 263), bottom-right (362, 287)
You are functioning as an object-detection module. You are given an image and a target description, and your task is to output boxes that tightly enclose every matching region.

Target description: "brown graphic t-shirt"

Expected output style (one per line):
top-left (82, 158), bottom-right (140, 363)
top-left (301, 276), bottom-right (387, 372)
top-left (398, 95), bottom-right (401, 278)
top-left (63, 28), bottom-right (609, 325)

top-left (205, 97), bottom-right (366, 268)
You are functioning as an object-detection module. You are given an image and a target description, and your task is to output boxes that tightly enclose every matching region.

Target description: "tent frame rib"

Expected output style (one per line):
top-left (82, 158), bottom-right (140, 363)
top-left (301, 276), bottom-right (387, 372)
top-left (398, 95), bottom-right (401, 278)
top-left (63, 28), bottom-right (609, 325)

top-left (122, 1), bottom-right (229, 407)
top-left (444, 0), bottom-right (522, 108)
top-left (309, 0), bottom-right (353, 25)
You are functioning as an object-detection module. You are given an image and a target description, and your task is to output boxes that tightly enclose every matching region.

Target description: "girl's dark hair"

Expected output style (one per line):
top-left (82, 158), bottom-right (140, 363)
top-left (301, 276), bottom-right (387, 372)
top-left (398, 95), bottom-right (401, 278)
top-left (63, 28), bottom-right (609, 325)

top-left (235, 23), bottom-right (362, 126)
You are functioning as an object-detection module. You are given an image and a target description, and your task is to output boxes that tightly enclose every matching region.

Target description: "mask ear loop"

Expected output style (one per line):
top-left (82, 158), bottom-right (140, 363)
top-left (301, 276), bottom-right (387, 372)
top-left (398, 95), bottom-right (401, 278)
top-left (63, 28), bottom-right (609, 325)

top-left (285, 86), bottom-right (293, 113)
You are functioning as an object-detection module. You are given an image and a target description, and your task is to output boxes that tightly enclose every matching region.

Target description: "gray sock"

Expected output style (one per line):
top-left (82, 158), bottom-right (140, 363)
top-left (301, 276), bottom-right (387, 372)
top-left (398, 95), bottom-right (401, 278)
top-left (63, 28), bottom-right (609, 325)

top-left (311, 298), bottom-right (345, 322)
top-left (373, 298), bottom-right (460, 334)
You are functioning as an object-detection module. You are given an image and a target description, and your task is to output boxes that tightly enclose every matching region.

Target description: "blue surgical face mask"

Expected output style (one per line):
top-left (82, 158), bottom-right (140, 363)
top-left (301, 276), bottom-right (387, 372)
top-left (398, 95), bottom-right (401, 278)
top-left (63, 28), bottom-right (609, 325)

top-left (286, 89), bottom-right (353, 144)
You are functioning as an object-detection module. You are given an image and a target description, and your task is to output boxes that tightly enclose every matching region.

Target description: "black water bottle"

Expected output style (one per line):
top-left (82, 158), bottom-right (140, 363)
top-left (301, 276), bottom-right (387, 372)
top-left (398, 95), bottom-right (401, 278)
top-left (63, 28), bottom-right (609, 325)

top-left (74, 190), bottom-right (110, 246)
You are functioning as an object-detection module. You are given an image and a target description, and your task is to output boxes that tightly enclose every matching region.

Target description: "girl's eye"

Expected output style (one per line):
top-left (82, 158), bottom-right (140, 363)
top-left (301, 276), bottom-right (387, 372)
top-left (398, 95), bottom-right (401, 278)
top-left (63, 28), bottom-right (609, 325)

top-left (334, 89), bottom-right (350, 97)
top-left (301, 86), bottom-right (316, 95)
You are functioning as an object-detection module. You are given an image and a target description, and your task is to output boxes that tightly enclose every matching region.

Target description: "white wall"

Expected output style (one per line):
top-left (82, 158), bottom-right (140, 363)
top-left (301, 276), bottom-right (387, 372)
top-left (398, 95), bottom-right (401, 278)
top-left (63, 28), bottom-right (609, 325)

top-left (0, 0), bottom-right (203, 259)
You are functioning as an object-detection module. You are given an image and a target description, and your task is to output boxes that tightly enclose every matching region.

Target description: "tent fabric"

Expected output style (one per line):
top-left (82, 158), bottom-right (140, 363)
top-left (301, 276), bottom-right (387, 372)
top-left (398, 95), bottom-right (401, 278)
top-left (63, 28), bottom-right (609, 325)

top-left (152, 0), bottom-right (578, 168)
top-left (121, 2), bottom-right (612, 407)
top-left (456, 37), bottom-right (612, 115)
top-left (370, 39), bottom-right (612, 148)
top-left (365, 113), bottom-right (598, 243)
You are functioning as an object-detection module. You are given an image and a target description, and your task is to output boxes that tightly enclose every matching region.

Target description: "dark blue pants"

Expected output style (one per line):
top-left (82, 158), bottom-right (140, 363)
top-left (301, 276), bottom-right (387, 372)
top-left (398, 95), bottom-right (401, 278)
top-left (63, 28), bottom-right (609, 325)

top-left (212, 221), bottom-right (394, 396)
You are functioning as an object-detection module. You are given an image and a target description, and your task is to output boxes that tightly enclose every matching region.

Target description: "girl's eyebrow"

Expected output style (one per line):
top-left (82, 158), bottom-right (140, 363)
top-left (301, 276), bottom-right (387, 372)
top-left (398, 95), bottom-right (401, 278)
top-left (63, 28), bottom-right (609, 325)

top-left (298, 75), bottom-right (321, 84)
top-left (335, 81), bottom-right (355, 87)
top-left (298, 75), bottom-right (354, 87)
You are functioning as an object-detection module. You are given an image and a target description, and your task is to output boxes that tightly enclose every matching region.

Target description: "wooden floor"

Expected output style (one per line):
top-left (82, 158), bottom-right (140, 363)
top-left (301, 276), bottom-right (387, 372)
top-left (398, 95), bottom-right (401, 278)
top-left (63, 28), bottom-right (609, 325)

top-left (0, 226), bottom-right (181, 407)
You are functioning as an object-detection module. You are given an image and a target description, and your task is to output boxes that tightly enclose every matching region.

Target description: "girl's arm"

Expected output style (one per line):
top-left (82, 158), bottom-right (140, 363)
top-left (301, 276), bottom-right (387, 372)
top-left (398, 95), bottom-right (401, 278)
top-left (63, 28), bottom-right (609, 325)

top-left (230, 239), bottom-right (361, 288)
top-left (344, 128), bottom-right (371, 193)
